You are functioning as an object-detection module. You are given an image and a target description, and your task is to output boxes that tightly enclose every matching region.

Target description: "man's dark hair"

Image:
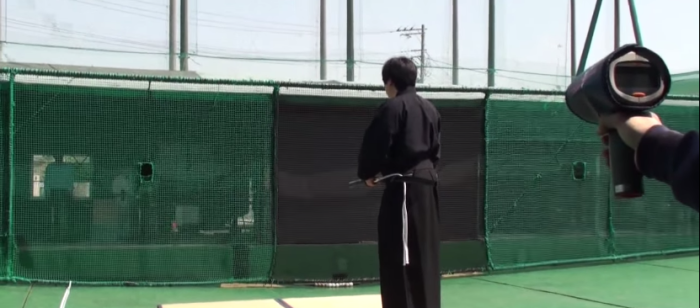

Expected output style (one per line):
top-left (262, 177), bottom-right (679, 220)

top-left (382, 57), bottom-right (418, 91)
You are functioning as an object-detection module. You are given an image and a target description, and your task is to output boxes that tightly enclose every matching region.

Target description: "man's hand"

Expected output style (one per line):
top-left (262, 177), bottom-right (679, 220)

top-left (597, 112), bottom-right (663, 165)
top-left (364, 178), bottom-right (377, 187)
top-left (598, 112), bottom-right (663, 150)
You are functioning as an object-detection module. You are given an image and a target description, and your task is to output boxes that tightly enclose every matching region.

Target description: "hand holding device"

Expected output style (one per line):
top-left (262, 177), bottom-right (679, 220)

top-left (565, 44), bottom-right (671, 198)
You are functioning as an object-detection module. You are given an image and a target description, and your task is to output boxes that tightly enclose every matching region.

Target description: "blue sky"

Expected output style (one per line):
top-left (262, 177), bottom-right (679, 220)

top-left (3, 0), bottom-right (699, 89)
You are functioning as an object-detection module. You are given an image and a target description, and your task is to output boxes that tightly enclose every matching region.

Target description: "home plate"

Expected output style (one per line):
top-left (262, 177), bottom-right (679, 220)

top-left (283, 295), bottom-right (381, 308)
top-left (157, 295), bottom-right (381, 308)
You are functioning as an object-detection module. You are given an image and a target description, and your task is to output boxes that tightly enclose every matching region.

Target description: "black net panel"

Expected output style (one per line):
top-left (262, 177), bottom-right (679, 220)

top-left (9, 74), bottom-right (276, 284)
top-left (276, 90), bottom-right (484, 245)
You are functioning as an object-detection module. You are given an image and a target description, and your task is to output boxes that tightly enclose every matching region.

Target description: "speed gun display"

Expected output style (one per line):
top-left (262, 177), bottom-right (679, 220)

top-left (565, 44), bottom-right (671, 198)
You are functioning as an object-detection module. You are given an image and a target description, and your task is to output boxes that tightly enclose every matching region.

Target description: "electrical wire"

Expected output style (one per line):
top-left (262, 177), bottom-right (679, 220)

top-left (8, 18), bottom-right (164, 52)
top-left (68, 0), bottom-right (396, 36)
top-left (6, 18), bottom-right (332, 60)
top-left (4, 40), bottom-right (350, 65)
top-left (124, 0), bottom-right (396, 35)
top-left (69, 0), bottom-right (317, 35)
top-left (5, 5), bottom-right (572, 82)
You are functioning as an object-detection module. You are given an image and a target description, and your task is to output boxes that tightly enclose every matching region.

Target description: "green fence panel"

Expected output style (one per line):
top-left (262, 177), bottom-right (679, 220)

top-left (0, 73), bottom-right (8, 280)
top-left (7, 71), bottom-right (276, 284)
top-left (485, 93), bottom-right (699, 271)
top-left (485, 94), bottom-right (611, 270)
top-left (611, 100), bottom-right (700, 257)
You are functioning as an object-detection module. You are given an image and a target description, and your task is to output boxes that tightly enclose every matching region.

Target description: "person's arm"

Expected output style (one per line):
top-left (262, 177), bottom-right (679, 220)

top-left (636, 127), bottom-right (699, 211)
top-left (357, 101), bottom-right (403, 181)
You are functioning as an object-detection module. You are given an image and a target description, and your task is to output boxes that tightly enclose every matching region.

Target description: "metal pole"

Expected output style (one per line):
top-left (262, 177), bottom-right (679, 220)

top-left (452, 0), bottom-right (459, 85)
top-left (419, 24), bottom-right (426, 84)
top-left (169, 0), bottom-right (177, 71)
top-left (0, 0), bottom-right (4, 61)
top-left (346, 0), bottom-right (354, 82)
top-left (576, 0), bottom-right (603, 76)
top-left (614, 0), bottom-right (621, 49)
top-left (487, 0), bottom-right (496, 87)
top-left (320, 0), bottom-right (327, 80)
top-left (179, 0), bottom-right (189, 71)
top-left (627, 0), bottom-right (643, 46)
top-left (570, 0), bottom-right (577, 77)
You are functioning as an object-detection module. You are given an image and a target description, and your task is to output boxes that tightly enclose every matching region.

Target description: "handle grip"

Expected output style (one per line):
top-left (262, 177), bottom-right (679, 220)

top-left (608, 130), bottom-right (644, 198)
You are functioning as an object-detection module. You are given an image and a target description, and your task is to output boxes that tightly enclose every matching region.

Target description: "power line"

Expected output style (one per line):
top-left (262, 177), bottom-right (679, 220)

top-left (124, 0), bottom-right (321, 30)
top-left (4, 40), bottom-right (351, 65)
top-left (69, 0), bottom-right (317, 35)
top-left (6, 18), bottom-right (573, 83)
top-left (7, 18), bottom-right (375, 61)
top-left (396, 25), bottom-right (427, 83)
top-left (68, 0), bottom-right (396, 36)
top-left (6, 19), bottom-right (345, 63)
top-left (8, 19), bottom-right (333, 59)
top-left (7, 19), bottom-right (164, 52)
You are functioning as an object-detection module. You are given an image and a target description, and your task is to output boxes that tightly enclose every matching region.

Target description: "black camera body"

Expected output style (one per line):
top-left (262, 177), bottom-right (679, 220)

top-left (565, 44), bottom-right (671, 198)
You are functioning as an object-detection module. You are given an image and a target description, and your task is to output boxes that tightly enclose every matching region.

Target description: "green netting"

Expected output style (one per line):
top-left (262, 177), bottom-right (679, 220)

top-left (612, 102), bottom-right (700, 256)
top-left (484, 95), bottom-right (611, 269)
top-left (3, 71), bottom-right (276, 284)
top-left (485, 95), bottom-right (700, 270)
top-left (0, 69), bottom-right (697, 285)
top-left (0, 73), bottom-right (7, 279)
top-left (670, 71), bottom-right (699, 96)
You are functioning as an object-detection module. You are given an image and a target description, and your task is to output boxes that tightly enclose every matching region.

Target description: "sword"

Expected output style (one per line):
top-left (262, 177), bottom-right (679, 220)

top-left (348, 173), bottom-right (406, 186)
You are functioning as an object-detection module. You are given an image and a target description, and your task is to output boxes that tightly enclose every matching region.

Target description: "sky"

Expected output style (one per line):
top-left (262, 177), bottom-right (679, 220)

top-left (2, 0), bottom-right (699, 89)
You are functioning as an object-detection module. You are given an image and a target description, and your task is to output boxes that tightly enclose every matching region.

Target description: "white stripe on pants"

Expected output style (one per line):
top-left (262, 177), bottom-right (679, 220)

top-left (402, 182), bottom-right (409, 266)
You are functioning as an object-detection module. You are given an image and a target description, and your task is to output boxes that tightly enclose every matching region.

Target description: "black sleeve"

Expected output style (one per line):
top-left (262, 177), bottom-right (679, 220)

top-left (433, 118), bottom-right (442, 168)
top-left (636, 127), bottom-right (698, 212)
top-left (357, 101), bottom-right (403, 180)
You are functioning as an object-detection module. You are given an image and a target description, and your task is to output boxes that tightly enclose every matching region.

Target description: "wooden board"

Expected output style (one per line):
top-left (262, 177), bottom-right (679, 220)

top-left (157, 295), bottom-right (382, 308)
top-left (158, 299), bottom-right (281, 308)
top-left (219, 283), bottom-right (284, 289)
top-left (284, 295), bottom-right (381, 308)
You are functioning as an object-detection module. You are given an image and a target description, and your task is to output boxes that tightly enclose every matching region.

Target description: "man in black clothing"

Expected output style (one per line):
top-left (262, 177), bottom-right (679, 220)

top-left (357, 57), bottom-right (442, 308)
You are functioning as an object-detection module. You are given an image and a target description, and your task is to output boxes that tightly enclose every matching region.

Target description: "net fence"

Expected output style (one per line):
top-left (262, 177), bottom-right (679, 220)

top-left (0, 68), bottom-right (697, 285)
top-left (2, 70), bottom-right (276, 284)
top-left (485, 95), bottom-right (700, 270)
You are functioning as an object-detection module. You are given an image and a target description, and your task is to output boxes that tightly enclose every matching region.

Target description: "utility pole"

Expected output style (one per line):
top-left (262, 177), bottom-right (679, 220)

top-left (397, 25), bottom-right (427, 83)
top-left (320, 0), bottom-right (327, 80)
top-left (452, 0), bottom-right (459, 85)
top-left (0, 0), bottom-right (4, 61)
top-left (346, 0), bottom-right (354, 82)
top-left (614, 0), bottom-right (621, 49)
top-left (570, 0), bottom-right (577, 77)
top-left (169, 0), bottom-right (177, 71)
top-left (179, 0), bottom-right (189, 71)
top-left (487, 0), bottom-right (496, 87)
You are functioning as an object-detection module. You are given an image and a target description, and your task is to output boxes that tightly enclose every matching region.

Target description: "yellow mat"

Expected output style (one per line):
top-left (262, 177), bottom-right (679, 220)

top-left (158, 294), bottom-right (382, 308)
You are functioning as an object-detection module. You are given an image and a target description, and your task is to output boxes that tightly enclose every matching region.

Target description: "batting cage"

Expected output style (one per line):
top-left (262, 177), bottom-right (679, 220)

top-left (0, 68), bottom-right (697, 285)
